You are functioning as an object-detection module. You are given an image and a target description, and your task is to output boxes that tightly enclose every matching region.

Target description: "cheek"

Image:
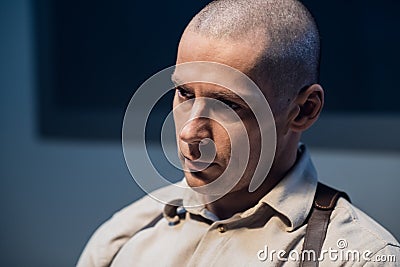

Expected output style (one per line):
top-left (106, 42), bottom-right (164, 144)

top-left (248, 121), bottom-right (261, 150)
top-left (217, 123), bottom-right (251, 162)
top-left (212, 124), bottom-right (231, 157)
top-left (242, 118), bottom-right (262, 163)
top-left (173, 104), bottom-right (187, 136)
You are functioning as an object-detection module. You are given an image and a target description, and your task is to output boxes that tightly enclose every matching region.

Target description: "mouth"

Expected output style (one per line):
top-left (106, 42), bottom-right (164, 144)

top-left (184, 158), bottom-right (215, 172)
top-left (179, 152), bottom-right (216, 173)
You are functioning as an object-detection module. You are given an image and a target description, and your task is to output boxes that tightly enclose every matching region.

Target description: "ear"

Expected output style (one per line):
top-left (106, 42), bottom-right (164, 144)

top-left (289, 84), bottom-right (324, 132)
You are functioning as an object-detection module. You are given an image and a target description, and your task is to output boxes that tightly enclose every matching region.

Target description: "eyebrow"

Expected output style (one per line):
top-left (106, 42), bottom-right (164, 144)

top-left (177, 85), bottom-right (248, 108)
top-left (209, 91), bottom-right (245, 103)
top-left (171, 74), bottom-right (184, 86)
top-left (171, 74), bottom-right (253, 105)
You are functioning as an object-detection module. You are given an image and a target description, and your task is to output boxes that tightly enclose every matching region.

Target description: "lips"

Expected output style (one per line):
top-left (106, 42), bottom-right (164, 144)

top-left (184, 158), bottom-right (214, 172)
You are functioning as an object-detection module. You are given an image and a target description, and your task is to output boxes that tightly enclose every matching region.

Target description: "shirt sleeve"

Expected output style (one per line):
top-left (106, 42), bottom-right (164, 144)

top-left (76, 194), bottom-right (164, 267)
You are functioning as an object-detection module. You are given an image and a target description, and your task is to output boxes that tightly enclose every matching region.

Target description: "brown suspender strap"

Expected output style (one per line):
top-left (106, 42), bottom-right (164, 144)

top-left (300, 182), bottom-right (351, 267)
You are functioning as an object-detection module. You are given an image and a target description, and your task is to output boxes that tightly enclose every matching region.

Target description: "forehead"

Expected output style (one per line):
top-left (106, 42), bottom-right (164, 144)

top-left (174, 31), bottom-right (278, 109)
top-left (177, 31), bottom-right (264, 75)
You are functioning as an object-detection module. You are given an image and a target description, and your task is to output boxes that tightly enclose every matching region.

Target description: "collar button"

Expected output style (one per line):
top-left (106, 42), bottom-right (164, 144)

top-left (217, 224), bottom-right (226, 233)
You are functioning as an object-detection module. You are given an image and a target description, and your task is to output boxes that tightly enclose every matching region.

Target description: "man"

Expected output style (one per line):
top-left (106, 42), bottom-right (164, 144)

top-left (78, 0), bottom-right (400, 266)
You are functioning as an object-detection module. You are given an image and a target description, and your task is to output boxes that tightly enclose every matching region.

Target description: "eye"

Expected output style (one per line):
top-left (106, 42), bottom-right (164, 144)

top-left (221, 99), bottom-right (241, 110)
top-left (176, 86), bottom-right (194, 99)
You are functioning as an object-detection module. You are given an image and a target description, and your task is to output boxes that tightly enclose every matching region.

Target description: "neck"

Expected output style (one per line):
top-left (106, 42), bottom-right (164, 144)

top-left (205, 143), bottom-right (299, 220)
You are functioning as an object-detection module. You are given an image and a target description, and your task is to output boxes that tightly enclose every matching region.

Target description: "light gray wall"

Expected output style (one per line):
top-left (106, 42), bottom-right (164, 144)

top-left (1, 2), bottom-right (144, 266)
top-left (1, 1), bottom-right (399, 266)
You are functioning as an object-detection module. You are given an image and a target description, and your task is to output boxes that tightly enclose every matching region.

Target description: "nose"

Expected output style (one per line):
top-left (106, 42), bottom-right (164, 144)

top-left (179, 98), bottom-right (213, 145)
top-left (179, 118), bottom-right (214, 161)
top-left (178, 99), bottom-right (214, 160)
top-left (179, 117), bottom-right (212, 145)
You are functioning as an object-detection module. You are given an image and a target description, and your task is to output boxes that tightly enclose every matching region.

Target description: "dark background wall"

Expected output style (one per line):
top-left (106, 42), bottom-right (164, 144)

top-left (34, 0), bottom-right (400, 150)
top-left (1, 1), bottom-right (399, 266)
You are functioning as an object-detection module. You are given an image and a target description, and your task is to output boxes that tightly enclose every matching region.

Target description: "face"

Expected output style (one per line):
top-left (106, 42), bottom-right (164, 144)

top-left (172, 31), bottom-right (281, 194)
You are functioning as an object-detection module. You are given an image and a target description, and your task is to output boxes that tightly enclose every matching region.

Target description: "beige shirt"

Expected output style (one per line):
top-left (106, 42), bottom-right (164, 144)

top-left (77, 146), bottom-right (400, 266)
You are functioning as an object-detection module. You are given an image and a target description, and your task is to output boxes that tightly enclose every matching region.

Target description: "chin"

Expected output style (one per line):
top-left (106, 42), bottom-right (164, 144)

top-left (184, 169), bottom-right (248, 196)
top-left (184, 172), bottom-right (211, 188)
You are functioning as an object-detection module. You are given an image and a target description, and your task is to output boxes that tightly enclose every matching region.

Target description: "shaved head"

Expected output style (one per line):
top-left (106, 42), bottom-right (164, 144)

top-left (185, 0), bottom-right (320, 107)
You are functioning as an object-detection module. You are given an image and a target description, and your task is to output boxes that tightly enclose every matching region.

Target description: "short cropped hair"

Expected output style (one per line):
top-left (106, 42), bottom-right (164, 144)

top-left (187, 0), bottom-right (320, 105)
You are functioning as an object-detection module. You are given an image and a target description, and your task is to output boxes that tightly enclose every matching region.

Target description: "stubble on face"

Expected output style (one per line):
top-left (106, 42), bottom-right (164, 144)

top-left (173, 31), bottom-right (272, 194)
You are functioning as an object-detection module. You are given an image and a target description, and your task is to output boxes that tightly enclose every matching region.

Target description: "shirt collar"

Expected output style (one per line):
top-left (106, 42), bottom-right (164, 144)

top-left (176, 144), bottom-right (318, 231)
top-left (257, 144), bottom-right (318, 231)
top-left (181, 181), bottom-right (220, 222)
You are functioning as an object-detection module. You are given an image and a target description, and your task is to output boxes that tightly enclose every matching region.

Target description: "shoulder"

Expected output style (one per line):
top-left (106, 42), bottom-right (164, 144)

top-left (324, 197), bottom-right (400, 265)
top-left (331, 198), bottom-right (399, 247)
top-left (77, 183), bottom-right (177, 267)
